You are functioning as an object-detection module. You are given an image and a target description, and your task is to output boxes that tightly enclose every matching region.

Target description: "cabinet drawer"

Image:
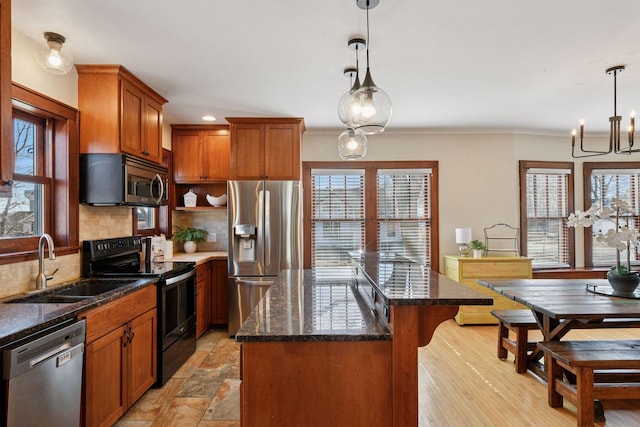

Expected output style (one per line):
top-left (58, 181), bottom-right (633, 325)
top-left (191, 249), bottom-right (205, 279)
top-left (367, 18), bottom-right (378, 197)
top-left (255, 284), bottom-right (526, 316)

top-left (460, 262), bottom-right (531, 278)
top-left (80, 285), bottom-right (157, 343)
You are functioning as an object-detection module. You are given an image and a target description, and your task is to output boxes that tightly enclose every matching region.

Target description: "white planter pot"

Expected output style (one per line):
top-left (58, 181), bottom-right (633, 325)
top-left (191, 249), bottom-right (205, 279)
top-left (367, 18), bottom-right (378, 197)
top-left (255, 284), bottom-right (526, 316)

top-left (183, 241), bottom-right (197, 253)
top-left (473, 249), bottom-right (483, 258)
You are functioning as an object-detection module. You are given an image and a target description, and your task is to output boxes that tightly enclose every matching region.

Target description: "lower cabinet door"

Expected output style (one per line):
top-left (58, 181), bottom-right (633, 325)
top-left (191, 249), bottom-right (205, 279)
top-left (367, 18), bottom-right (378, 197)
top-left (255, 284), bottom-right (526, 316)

top-left (127, 308), bottom-right (157, 404)
top-left (85, 327), bottom-right (126, 427)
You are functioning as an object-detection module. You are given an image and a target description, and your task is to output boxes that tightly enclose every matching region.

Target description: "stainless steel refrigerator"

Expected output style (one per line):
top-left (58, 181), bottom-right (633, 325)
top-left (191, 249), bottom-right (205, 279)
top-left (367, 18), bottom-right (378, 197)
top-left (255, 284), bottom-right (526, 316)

top-left (227, 180), bottom-right (302, 335)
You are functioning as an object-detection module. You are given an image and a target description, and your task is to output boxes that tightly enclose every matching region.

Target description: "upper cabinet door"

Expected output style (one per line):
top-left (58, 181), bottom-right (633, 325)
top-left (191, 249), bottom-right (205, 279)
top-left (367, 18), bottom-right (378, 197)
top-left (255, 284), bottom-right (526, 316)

top-left (264, 123), bottom-right (300, 180)
top-left (172, 130), bottom-right (202, 182)
top-left (230, 123), bottom-right (264, 180)
top-left (202, 130), bottom-right (230, 182)
top-left (120, 80), bottom-right (143, 157)
top-left (142, 98), bottom-right (163, 164)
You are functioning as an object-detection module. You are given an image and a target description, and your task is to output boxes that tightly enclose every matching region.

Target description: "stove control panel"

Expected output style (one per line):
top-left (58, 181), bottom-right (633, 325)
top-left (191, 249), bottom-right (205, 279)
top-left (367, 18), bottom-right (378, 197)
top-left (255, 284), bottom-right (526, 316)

top-left (83, 236), bottom-right (143, 260)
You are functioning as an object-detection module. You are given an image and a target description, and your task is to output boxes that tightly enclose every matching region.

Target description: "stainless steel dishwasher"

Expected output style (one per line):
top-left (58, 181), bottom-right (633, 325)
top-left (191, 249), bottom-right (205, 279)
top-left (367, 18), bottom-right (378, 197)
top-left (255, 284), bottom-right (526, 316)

top-left (2, 319), bottom-right (86, 427)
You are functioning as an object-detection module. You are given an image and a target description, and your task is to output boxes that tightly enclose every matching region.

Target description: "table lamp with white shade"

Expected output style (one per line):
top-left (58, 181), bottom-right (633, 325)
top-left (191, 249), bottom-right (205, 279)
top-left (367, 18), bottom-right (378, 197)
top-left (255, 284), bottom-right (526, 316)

top-left (455, 228), bottom-right (472, 257)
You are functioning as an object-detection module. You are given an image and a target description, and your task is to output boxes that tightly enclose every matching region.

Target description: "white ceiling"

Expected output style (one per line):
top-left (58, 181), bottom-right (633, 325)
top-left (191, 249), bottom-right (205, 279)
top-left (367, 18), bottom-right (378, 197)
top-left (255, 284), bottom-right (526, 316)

top-left (11, 0), bottom-right (640, 133)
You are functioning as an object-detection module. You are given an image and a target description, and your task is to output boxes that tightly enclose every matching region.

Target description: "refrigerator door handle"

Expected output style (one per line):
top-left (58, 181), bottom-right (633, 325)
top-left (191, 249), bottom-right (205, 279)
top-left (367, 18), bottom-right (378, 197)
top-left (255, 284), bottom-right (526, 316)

top-left (258, 189), bottom-right (265, 268)
top-left (264, 190), bottom-right (271, 265)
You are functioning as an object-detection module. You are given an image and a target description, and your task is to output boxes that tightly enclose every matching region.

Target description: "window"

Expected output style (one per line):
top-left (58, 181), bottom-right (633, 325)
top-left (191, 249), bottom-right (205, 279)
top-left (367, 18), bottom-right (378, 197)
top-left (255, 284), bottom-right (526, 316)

top-left (584, 162), bottom-right (640, 268)
top-left (377, 169), bottom-right (431, 262)
top-left (519, 161), bottom-right (574, 269)
top-left (2, 111), bottom-right (49, 238)
top-left (304, 161), bottom-right (438, 269)
top-left (0, 83), bottom-right (79, 261)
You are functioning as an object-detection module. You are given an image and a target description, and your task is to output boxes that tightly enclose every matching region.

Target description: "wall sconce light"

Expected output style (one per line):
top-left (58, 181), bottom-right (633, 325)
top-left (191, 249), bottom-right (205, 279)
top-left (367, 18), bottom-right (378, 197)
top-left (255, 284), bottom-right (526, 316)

top-left (455, 227), bottom-right (472, 257)
top-left (36, 32), bottom-right (73, 75)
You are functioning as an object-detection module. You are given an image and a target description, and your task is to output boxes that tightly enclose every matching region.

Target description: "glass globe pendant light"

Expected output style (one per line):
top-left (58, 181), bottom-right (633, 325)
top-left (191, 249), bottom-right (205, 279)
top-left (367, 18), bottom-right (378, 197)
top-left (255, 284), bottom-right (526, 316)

top-left (347, 0), bottom-right (392, 135)
top-left (338, 128), bottom-right (368, 160)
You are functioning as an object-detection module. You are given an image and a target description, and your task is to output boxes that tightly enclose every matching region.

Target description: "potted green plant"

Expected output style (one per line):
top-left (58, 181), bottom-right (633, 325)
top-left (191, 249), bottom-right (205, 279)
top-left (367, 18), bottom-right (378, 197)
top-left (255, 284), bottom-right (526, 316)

top-left (470, 239), bottom-right (486, 258)
top-left (173, 225), bottom-right (208, 253)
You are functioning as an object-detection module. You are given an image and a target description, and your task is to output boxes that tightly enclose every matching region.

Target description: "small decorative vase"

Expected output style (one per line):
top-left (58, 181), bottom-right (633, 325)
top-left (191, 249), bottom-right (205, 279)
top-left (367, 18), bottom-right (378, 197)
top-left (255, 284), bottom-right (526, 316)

top-left (607, 270), bottom-right (640, 294)
top-left (473, 249), bottom-right (483, 258)
top-left (183, 241), bottom-right (197, 254)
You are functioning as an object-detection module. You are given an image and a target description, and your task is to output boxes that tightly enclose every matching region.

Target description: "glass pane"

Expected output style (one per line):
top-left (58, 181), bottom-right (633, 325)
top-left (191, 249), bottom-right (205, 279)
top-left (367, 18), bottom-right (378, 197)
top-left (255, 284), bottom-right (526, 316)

top-left (378, 220), bottom-right (428, 262)
top-left (312, 221), bottom-right (363, 267)
top-left (137, 207), bottom-right (156, 230)
top-left (0, 181), bottom-right (43, 238)
top-left (13, 118), bottom-right (36, 176)
top-left (590, 171), bottom-right (640, 267)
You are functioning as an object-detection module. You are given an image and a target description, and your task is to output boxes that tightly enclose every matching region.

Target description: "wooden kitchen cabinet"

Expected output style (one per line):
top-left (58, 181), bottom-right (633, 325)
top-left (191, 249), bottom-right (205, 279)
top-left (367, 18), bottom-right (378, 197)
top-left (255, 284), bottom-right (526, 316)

top-left (227, 117), bottom-right (304, 180)
top-left (79, 285), bottom-right (157, 427)
top-left (196, 262), bottom-right (212, 338)
top-left (77, 64), bottom-right (167, 164)
top-left (211, 259), bottom-right (228, 325)
top-left (172, 124), bottom-right (230, 183)
top-left (444, 255), bottom-right (532, 325)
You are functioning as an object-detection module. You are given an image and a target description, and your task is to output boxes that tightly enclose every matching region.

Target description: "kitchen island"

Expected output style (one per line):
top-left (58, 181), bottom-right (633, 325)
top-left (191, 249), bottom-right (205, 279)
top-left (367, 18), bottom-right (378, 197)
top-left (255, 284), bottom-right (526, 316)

top-left (236, 256), bottom-right (492, 427)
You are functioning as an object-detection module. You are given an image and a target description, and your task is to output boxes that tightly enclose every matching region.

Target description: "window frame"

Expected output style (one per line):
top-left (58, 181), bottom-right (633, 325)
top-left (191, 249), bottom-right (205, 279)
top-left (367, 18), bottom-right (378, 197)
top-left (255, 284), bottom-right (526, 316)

top-left (302, 161), bottom-right (439, 270)
top-left (0, 83), bottom-right (79, 263)
top-left (519, 160), bottom-right (575, 269)
top-left (583, 161), bottom-right (640, 268)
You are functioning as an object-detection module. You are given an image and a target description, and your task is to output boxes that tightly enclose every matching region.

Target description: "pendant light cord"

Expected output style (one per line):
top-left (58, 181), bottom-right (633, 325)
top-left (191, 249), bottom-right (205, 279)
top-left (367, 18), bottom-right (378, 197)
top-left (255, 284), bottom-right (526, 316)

top-left (366, 1), bottom-right (371, 69)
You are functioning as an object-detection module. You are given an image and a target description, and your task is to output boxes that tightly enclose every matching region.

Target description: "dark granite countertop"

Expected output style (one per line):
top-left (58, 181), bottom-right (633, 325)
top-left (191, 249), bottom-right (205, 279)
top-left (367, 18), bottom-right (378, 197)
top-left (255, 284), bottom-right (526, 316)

top-left (353, 253), bottom-right (494, 306)
top-left (235, 268), bottom-right (392, 343)
top-left (0, 277), bottom-right (157, 346)
top-left (236, 257), bottom-right (492, 343)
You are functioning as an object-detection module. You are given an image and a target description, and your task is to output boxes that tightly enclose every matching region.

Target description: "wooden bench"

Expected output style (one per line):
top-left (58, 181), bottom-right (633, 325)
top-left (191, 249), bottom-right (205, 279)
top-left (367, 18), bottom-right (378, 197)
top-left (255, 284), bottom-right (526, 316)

top-left (537, 340), bottom-right (640, 426)
top-left (490, 309), bottom-right (539, 373)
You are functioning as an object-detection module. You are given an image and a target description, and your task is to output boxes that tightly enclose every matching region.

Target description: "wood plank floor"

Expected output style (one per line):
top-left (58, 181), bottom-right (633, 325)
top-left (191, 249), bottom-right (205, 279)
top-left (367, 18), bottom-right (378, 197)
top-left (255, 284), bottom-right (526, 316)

top-left (116, 321), bottom-right (640, 426)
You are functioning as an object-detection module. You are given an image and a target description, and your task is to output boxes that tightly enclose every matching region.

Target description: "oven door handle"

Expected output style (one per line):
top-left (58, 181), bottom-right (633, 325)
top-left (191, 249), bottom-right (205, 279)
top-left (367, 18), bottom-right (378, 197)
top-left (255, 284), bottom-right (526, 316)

top-left (164, 269), bottom-right (195, 286)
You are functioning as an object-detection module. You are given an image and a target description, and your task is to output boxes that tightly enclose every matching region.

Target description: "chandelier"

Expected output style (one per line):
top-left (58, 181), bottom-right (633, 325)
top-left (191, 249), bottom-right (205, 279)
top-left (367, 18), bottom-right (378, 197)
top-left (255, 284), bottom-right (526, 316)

top-left (571, 65), bottom-right (636, 158)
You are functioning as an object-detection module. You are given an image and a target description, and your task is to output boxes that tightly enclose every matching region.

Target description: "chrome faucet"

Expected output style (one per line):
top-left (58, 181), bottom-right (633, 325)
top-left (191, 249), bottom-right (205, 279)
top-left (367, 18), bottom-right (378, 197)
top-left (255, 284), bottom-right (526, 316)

top-left (36, 234), bottom-right (56, 290)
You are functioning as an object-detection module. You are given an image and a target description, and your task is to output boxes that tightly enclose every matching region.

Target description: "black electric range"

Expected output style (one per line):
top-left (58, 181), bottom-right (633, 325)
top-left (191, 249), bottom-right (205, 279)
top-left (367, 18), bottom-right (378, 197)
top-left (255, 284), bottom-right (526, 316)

top-left (82, 236), bottom-right (197, 387)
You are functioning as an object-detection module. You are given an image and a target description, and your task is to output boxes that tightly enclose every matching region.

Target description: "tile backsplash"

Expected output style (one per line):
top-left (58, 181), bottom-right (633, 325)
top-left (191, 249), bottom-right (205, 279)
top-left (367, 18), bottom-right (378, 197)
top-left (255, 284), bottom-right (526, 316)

top-left (172, 210), bottom-right (228, 252)
top-left (0, 206), bottom-right (228, 298)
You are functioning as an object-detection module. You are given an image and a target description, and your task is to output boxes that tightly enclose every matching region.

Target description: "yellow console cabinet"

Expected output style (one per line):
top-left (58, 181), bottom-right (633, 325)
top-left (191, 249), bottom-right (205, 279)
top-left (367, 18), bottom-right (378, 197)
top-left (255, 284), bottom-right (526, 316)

top-left (444, 255), bottom-right (532, 325)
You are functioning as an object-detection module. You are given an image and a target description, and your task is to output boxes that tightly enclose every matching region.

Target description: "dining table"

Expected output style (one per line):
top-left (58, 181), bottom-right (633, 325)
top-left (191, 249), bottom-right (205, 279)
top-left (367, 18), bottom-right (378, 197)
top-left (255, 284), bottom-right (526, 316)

top-left (477, 278), bottom-right (640, 380)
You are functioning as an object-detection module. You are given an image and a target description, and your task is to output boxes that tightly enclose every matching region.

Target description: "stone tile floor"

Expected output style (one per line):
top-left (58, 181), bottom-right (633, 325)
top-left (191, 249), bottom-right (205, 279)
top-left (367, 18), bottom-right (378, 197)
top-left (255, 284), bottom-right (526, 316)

top-left (115, 329), bottom-right (240, 427)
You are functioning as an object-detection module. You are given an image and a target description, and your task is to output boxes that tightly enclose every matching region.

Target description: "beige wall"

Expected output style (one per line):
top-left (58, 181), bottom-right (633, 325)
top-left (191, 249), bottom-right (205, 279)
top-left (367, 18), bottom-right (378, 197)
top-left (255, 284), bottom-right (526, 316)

top-left (302, 130), bottom-right (618, 271)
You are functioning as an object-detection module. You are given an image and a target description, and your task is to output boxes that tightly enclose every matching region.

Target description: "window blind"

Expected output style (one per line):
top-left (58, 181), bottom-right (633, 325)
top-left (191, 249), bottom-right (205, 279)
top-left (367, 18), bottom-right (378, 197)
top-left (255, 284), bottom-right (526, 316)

top-left (376, 169), bottom-right (431, 264)
top-left (590, 170), bottom-right (640, 267)
top-left (525, 169), bottom-right (571, 268)
top-left (310, 169), bottom-right (365, 267)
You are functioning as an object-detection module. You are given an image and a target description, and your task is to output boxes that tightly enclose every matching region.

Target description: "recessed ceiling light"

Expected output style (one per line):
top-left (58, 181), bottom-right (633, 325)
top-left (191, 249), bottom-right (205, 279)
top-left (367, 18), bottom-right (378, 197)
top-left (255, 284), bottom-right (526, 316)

top-left (202, 115), bottom-right (216, 122)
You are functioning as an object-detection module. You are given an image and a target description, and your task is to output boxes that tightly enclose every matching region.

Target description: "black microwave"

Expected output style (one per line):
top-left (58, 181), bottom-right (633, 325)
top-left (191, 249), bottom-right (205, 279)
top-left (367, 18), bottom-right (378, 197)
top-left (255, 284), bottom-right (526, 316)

top-left (80, 154), bottom-right (168, 206)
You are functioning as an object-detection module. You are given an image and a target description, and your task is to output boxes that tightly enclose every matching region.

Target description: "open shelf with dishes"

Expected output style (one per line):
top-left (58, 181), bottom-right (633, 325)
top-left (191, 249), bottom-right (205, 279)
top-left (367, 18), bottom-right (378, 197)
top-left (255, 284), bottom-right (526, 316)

top-left (173, 183), bottom-right (228, 210)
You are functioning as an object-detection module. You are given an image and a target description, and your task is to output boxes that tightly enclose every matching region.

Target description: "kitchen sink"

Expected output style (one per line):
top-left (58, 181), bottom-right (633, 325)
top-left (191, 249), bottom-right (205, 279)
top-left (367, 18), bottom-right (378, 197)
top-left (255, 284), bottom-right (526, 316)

top-left (6, 278), bottom-right (142, 304)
